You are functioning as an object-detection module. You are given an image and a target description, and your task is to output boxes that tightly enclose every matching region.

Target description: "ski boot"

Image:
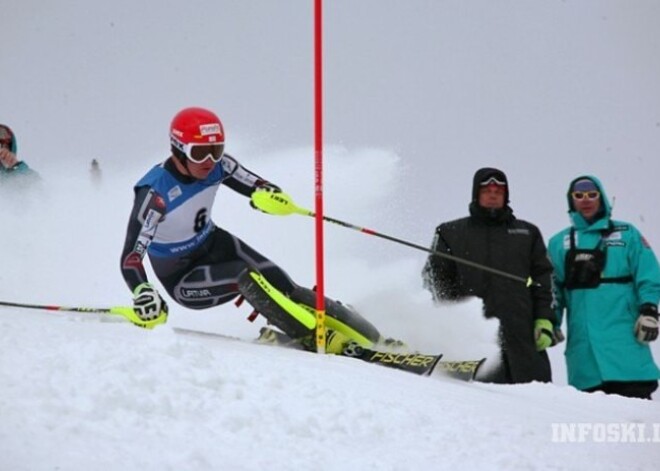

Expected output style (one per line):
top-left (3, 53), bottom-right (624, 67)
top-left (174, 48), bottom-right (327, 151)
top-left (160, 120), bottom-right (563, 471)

top-left (258, 326), bottom-right (353, 355)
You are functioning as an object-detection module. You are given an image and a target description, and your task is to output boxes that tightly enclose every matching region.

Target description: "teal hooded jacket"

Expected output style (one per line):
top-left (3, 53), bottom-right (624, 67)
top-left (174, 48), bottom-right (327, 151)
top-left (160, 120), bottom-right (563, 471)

top-left (0, 128), bottom-right (39, 181)
top-left (548, 175), bottom-right (660, 390)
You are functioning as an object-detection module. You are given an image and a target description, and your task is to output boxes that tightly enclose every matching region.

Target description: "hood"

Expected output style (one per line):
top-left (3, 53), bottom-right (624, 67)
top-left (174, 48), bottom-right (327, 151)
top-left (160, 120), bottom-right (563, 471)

top-left (471, 167), bottom-right (509, 204)
top-left (468, 167), bottom-right (514, 224)
top-left (566, 175), bottom-right (612, 229)
top-left (0, 124), bottom-right (17, 154)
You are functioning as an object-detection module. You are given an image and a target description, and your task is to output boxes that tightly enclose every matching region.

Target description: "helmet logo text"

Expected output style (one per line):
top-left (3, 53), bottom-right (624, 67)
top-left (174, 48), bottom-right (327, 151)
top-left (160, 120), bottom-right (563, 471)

top-left (199, 124), bottom-right (222, 136)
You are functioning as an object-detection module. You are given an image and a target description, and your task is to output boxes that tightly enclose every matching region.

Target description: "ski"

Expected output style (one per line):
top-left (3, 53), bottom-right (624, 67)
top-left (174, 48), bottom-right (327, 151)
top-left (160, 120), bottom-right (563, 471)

top-left (172, 327), bottom-right (484, 381)
top-left (255, 326), bottom-right (485, 380)
top-left (342, 343), bottom-right (484, 380)
top-left (341, 342), bottom-right (442, 376)
top-left (433, 358), bottom-right (486, 382)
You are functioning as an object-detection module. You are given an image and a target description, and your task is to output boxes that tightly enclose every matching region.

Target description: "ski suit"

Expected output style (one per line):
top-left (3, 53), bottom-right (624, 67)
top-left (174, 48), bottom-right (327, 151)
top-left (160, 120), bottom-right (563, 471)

top-left (120, 155), bottom-right (380, 344)
top-left (120, 155), bottom-right (297, 306)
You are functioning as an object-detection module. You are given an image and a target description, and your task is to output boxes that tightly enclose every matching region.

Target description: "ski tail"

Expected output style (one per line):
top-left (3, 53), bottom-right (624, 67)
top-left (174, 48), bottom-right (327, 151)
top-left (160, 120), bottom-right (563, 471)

top-left (342, 342), bottom-right (485, 380)
top-left (434, 358), bottom-right (486, 382)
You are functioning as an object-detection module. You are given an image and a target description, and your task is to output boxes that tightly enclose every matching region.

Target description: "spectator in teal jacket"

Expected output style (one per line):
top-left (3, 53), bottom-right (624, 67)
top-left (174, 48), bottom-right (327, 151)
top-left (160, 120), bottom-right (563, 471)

top-left (548, 175), bottom-right (660, 399)
top-left (0, 124), bottom-right (39, 181)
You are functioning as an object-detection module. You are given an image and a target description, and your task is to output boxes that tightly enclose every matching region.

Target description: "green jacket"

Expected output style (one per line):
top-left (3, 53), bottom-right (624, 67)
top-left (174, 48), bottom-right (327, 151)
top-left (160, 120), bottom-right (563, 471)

top-left (548, 175), bottom-right (660, 390)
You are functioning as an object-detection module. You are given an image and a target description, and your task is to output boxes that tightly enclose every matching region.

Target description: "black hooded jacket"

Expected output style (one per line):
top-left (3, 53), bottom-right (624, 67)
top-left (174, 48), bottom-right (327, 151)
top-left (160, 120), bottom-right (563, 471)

top-left (423, 168), bottom-right (554, 383)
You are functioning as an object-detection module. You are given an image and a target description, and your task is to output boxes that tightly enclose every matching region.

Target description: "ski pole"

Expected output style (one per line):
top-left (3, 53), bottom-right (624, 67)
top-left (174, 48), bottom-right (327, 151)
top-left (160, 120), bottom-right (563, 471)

top-left (251, 191), bottom-right (539, 287)
top-left (0, 300), bottom-right (164, 329)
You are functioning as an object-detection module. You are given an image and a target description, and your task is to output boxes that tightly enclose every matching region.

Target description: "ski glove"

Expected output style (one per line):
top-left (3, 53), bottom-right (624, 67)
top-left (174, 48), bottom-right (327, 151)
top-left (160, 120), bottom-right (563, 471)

top-left (635, 303), bottom-right (659, 343)
top-left (250, 181), bottom-right (281, 211)
top-left (534, 319), bottom-right (554, 351)
top-left (133, 282), bottom-right (168, 322)
top-left (250, 185), bottom-right (300, 217)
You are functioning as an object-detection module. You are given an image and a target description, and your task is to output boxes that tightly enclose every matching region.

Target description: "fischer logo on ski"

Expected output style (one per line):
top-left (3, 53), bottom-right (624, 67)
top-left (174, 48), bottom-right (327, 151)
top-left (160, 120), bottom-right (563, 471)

top-left (365, 351), bottom-right (438, 369)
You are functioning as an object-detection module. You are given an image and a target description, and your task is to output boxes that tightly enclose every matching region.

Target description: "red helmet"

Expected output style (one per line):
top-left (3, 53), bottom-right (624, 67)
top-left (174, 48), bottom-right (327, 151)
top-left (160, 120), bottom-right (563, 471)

top-left (170, 107), bottom-right (224, 145)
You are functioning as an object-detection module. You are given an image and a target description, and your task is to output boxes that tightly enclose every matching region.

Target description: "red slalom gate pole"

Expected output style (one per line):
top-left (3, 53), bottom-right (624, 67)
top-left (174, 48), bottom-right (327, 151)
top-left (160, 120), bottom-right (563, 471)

top-left (314, 0), bottom-right (326, 354)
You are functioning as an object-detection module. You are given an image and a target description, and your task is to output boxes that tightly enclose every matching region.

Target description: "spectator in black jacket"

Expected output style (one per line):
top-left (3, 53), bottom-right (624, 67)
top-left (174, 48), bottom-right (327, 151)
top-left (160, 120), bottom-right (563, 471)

top-left (422, 167), bottom-right (556, 384)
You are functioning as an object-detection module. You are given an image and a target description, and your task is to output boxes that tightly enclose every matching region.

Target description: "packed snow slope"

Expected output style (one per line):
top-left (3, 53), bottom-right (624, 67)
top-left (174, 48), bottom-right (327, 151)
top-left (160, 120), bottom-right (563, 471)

top-left (2, 295), bottom-right (660, 471)
top-left (2, 1), bottom-right (660, 469)
top-left (2, 154), bottom-right (660, 471)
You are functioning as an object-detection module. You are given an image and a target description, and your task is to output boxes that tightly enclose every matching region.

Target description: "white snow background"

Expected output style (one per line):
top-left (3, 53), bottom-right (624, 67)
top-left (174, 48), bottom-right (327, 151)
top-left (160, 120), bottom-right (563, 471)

top-left (2, 1), bottom-right (660, 470)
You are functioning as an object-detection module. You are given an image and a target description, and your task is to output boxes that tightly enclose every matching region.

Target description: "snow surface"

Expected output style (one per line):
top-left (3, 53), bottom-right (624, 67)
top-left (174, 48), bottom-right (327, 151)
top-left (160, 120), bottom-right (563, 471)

top-left (2, 151), bottom-right (660, 471)
top-left (3, 1), bottom-right (660, 470)
top-left (1, 306), bottom-right (660, 471)
top-left (0, 306), bottom-right (660, 471)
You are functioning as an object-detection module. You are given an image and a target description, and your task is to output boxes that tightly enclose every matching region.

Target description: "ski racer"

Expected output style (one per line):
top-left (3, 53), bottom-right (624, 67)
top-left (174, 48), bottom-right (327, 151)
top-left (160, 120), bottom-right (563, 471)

top-left (119, 107), bottom-right (383, 353)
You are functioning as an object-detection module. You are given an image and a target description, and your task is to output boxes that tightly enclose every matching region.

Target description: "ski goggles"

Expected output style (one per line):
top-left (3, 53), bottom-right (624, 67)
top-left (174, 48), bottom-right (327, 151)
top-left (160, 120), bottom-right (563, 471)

top-left (182, 143), bottom-right (225, 164)
top-left (571, 190), bottom-right (600, 201)
top-left (480, 176), bottom-right (506, 186)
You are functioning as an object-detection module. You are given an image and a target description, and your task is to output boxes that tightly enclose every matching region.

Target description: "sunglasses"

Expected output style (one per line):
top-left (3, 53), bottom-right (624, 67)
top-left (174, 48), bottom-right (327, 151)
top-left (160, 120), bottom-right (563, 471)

top-left (572, 190), bottom-right (600, 200)
top-left (480, 176), bottom-right (506, 186)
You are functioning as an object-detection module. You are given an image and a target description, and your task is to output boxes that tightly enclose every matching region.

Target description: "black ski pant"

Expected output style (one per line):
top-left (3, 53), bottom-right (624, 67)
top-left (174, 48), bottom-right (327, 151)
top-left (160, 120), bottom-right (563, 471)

top-left (152, 226), bottom-right (297, 309)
